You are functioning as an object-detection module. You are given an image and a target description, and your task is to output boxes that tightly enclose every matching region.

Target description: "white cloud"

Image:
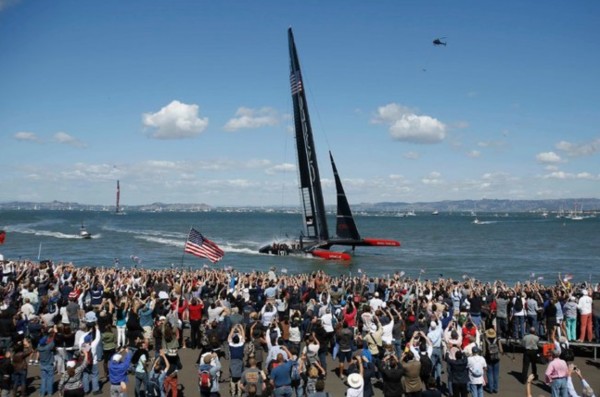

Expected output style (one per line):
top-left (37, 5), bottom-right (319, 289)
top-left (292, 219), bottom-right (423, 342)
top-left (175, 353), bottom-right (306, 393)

top-left (372, 103), bottom-right (446, 144)
top-left (467, 150), bottom-right (481, 158)
top-left (422, 171), bottom-right (442, 185)
top-left (402, 151), bottom-right (420, 160)
top-left (542, 171), bottom-right (599, 181)
top-left (555, 138), bottom-right (600, 157)
top-left (14, 131), bottom-right (41, 142)
top-left (53, 132), bottom-right (86, 148)
top-left (266, 163), bottom-right (295, 175)
top-left (224, 107), bottom-right (279, 131)
top-left (143, 100), bottom-right (208, 139)
top-left (536, 151), bottom-right (562, 164)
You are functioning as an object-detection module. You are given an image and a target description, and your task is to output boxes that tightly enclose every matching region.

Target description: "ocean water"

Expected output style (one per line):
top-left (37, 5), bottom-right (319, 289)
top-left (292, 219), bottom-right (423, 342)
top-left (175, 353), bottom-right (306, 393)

top-left (0, 210), bottom-right (598, 283)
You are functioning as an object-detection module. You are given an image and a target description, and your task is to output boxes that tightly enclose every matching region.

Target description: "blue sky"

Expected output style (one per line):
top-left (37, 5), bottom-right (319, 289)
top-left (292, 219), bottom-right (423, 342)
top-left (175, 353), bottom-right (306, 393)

top-left (1, 1), bottom-right (599, 207)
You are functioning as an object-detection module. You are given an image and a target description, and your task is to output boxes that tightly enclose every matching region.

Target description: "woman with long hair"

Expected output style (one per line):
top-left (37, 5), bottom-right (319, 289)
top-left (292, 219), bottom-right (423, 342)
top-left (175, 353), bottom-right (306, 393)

top-left (116, 300), bottom-right (129, 348)
top-left (58, 350), bottom-right (90, 397)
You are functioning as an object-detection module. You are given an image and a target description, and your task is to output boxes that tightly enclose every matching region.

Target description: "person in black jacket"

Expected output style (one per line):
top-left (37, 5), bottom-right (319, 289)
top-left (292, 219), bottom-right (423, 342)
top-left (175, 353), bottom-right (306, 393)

top-left (377, 354), bottom-right (404, 397)
top-left (445, 350), bottom-right (469, 397)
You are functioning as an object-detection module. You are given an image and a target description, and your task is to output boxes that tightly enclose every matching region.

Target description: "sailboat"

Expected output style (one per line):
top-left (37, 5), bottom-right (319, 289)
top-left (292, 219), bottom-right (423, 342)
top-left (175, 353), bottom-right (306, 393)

top-left (258, 28), bottom-right (400, 261)
top-left (115, 180), bottom-right (125, 215)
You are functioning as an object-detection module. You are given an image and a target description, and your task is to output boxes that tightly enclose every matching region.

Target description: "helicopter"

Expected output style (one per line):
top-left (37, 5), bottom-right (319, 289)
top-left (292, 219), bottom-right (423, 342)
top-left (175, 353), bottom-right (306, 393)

top-left (433, 37), bottom-right (447, 46)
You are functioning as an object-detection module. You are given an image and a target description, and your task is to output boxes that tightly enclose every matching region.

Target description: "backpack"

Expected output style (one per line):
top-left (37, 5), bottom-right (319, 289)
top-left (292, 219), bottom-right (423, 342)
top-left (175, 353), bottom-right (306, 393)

top-left (290, 362), bottom-right (301, 382)
top-left (199, 369), bottom-right (212, 390)
top-left (487, 339), bottom-right (500, 362)
top-left (513, 297), bottom-right (523, 312)
top-left (243, 340), bottom-right (255, 363)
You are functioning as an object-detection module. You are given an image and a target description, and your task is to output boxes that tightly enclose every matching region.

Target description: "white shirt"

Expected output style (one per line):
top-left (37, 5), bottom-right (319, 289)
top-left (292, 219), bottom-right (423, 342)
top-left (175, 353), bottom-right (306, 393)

top-left (467, 355), bottom-right (487, 385)
top-left (346, 384), bottom-right (364, 397)
top-left (578, 294), bottom-right (593, 315)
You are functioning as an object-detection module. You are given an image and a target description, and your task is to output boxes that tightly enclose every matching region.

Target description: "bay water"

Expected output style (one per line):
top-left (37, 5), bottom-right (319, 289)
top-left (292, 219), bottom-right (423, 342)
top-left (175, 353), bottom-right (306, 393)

top-left (0, 210), bottom-right (598, 283)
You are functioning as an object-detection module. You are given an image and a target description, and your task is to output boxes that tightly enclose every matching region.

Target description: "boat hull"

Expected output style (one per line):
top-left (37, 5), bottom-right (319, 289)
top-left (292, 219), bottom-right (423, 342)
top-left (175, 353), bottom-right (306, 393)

top-left (258, 242), bottom-right (351, 261)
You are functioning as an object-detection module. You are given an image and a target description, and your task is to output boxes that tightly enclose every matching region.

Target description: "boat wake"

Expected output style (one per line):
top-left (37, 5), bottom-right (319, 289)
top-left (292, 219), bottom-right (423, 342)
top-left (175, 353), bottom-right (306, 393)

top-left (7, 226), bottom-right (96, 240)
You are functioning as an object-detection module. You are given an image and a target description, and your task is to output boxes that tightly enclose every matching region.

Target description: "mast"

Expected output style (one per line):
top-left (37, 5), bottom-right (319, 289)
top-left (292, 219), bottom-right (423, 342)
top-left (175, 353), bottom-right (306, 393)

top-left (330, 152), bottom-right (361, 240)
top-left (116, 180), bottom-right (120, 214)
top-left (288, 27), bottom-right (329, 242)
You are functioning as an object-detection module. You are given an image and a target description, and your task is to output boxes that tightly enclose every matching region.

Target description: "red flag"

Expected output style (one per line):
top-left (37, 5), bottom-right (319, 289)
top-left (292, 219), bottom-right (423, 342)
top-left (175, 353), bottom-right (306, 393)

top-left (0, 230), bottom-right (5, 245)
top-left (184, 228), bottom-right (224, 263)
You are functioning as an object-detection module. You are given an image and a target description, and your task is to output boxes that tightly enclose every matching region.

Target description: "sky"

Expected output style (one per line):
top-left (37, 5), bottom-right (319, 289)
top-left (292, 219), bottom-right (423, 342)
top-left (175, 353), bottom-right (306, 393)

top-left (1, 1), bottom-right (599, 207)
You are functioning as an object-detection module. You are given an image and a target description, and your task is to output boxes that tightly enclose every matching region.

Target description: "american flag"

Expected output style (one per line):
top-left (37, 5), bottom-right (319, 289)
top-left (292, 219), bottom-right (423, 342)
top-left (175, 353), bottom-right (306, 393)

top-left (184, 228), bottom-right (224, 263)
top-left (290, 71), bottom-right (303, 95)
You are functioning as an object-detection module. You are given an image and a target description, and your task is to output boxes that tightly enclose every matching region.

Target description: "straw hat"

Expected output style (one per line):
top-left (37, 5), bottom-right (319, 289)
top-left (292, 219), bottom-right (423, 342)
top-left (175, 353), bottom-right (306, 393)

top-left (485, 328), bottom-right (497, 339)
top-left (347, 373), bottom-right (363, 389)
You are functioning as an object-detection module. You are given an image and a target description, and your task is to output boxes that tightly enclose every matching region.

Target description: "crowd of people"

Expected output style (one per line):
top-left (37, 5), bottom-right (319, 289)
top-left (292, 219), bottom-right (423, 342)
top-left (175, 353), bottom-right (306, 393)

top-left (0, 259), bottom-right (598, 397)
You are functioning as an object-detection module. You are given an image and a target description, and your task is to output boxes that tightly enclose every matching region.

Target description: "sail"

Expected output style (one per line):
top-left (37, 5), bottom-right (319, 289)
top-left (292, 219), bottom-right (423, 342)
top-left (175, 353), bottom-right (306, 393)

top-left (116, 180), bottom-right (120, 213)
top-left (288, 27), bottom-right (329, 242)
top-left (330, 152), bottom-right (361, 240)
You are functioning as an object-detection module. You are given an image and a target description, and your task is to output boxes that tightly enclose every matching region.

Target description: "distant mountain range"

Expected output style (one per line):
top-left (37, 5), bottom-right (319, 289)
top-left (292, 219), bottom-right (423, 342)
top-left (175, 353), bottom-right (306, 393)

top-left (0, 198), bottom-right (599, 213)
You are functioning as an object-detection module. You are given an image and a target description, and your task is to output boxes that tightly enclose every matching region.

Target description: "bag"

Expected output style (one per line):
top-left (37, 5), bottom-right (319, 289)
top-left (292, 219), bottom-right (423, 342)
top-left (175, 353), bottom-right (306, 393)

top-left (470, 366), bottom-right (483, 378)
top-left (244, 340), bottom-right (256, 363)
top-left (199, 369), bottom-right (212, 390)
top-left (513, 297), bottom-right (523, 312)
top-left (290, 362), bottom-right (301, 382)
top-left (487, 339), bottom-right (500, 362)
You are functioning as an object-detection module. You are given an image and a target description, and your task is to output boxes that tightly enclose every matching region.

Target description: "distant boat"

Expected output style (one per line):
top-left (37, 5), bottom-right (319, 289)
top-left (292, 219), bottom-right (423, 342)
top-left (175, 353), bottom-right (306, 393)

top-left (472, 218), bottom-right (482, 225)
top-left (258, 28), bottom-right (400, 260)
top-left (115, 180), bottom-right (126, 215)
top-left (80, 223), bottom-right (92, 239)
top-left (431, 210), bottom-right (439, 216)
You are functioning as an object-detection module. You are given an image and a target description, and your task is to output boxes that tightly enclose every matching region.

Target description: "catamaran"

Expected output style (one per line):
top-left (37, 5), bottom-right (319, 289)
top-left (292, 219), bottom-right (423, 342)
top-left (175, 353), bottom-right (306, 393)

top-left (258, 28), bottom-right (400, 261)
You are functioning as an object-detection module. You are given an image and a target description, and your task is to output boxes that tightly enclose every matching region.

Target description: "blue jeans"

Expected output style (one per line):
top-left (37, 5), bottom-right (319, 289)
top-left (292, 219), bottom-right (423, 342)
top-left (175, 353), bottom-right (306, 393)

top-left (83, 363), bottom-right (100, 393)
top-left (39, 364), bottom-right (54, 397)
top-left (527, 315), bottom-right (538, 334)
top-left (551, 377), bottom-right (568, 397)
top-left (430, 347), bottom-right (443, 384)
top-left (470, 313), bottom-right (481, 328)
top-left (486, 361), bottom-right (500, 393)
top-left (318, 350), bottom-right (328, 371)
top-left (273, 385), bottom-right (293, 397)
top-left (135, 371), bottom-right (148, 397)
top-left (513, 316), bottom-right (525, 339)
top-left (393, 340), bottom-right (403, 359)
top-left (469, 383), bottom-right (484, 397)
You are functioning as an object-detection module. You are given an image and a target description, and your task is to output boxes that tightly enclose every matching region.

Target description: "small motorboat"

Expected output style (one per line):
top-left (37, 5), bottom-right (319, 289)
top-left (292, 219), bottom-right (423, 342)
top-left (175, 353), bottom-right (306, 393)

top-left (80, 224), bottom-right (92, 239)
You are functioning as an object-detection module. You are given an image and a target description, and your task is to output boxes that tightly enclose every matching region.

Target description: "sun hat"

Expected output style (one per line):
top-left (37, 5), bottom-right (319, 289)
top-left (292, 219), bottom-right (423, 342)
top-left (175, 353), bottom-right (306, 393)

top-left (347, 373), bottom-right (364, 389)
top-left (66, 360), bottom-right (76, 368)
top-left (85, 311), bottom-right (97, 323)
top-left (112, 353), bottom-right (122, 362)
top-left (485, 328), bottom-right (497, 339)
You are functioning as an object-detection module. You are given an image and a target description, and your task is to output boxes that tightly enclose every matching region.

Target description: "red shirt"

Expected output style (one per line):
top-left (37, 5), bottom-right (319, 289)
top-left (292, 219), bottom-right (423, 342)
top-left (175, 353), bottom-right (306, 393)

top-left (188, 303), bottom-right (204, 321)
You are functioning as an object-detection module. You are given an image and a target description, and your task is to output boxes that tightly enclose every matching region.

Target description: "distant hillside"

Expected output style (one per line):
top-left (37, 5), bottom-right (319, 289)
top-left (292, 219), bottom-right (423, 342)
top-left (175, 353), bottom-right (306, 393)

top-left (0, 198), bottom-right (598, 213)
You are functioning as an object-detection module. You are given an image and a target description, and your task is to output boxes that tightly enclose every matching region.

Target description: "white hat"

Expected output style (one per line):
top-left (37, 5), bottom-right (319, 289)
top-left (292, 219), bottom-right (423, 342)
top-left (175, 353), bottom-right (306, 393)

top-left (66, 360), bottom-right (76, 368)
top-left (430, 320), bottom-right (437, 329)
top-left (582, 290), bottom-right (589, 296)
top-left (85, 311), bottom-right (97, 323)
top-left (158, 291), bottom-right (169, 300)
top-left (347, 373), bottom-right (364, 389)
top-left (159, 316), bottom-right (167, 321)
top-left (112, 353), bottom-right (122, 362)
top-left (374, 292), bottom-right (379, 297)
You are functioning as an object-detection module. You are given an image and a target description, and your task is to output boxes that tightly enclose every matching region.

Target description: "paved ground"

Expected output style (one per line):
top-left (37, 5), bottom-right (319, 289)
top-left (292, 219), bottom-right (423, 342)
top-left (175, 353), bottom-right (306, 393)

top-left (24, 345), bottom-right (600, 396)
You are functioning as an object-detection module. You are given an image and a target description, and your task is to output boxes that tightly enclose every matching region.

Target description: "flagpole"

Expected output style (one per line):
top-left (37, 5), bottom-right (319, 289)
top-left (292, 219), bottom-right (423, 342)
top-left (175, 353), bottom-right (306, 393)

top-left (180, 227), bottom-right (192, 269)
top-left (37, 242), bottom-right (42, 261)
